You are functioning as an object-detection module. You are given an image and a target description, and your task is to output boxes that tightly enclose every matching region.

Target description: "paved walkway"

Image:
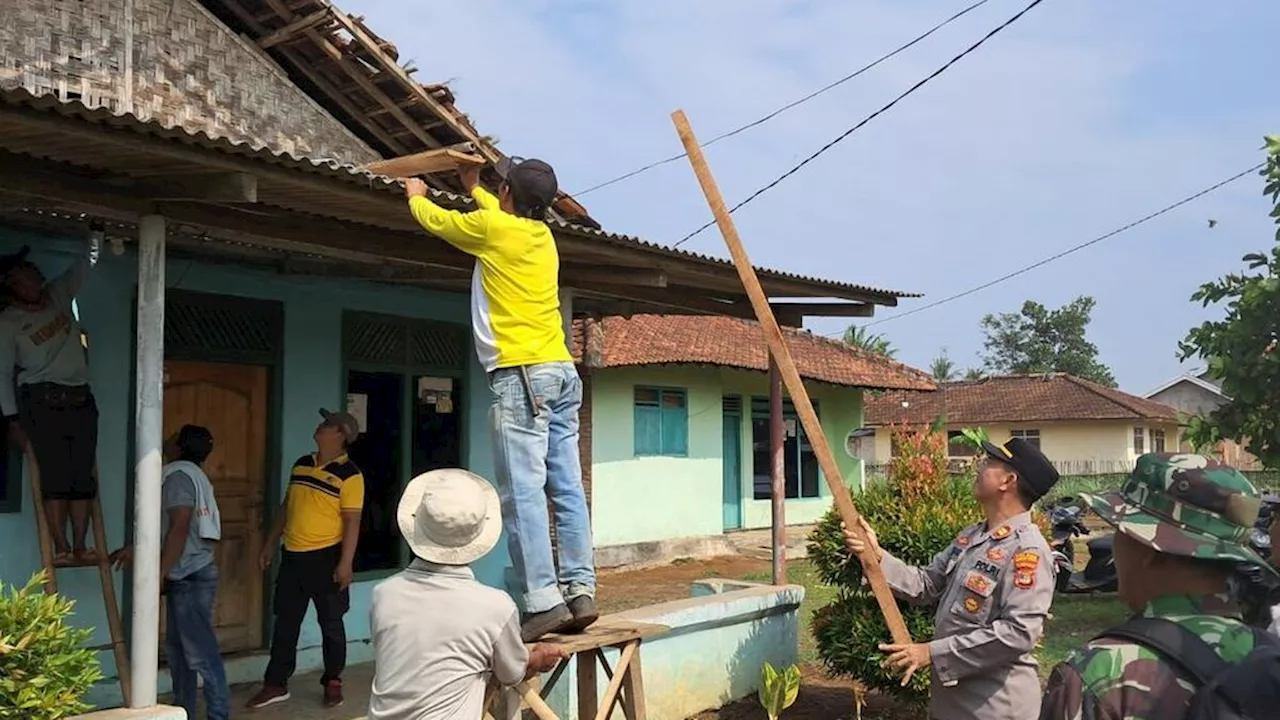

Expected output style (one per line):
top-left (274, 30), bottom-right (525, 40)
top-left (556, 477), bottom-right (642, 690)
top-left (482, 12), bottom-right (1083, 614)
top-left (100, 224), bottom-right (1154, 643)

top-left (177, 664), bottom-right (375, 719)
top-left (723, 524), bottom-right (815, 561)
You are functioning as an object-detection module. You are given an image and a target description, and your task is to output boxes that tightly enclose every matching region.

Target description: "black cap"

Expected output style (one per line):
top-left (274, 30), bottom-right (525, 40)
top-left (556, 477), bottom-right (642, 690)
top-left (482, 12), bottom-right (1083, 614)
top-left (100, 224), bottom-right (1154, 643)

top-left (495, 156), bottom-right (557, 210)
top-left (981, 437), bottom-right (1060, 500)
top-left (0, 246), bottom-right (32, 277)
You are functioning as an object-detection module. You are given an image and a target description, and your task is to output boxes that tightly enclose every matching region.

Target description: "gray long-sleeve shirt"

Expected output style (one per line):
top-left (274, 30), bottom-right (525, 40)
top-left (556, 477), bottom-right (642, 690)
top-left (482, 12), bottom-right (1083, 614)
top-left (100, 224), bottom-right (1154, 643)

top-left (879, 511), bottom-right (1055, 720)
top-left (0, 243), bottom-right (96, 416)
top-left (369, 560), bottom-right (529, 720)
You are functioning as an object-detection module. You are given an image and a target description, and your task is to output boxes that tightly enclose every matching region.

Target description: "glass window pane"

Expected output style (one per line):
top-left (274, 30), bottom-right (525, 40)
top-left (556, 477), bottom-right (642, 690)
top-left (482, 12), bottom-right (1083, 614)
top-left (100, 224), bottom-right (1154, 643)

top-left (661, 407), bottom-right (688, 455)
top-left (634, 406), bottom-right (662, 455)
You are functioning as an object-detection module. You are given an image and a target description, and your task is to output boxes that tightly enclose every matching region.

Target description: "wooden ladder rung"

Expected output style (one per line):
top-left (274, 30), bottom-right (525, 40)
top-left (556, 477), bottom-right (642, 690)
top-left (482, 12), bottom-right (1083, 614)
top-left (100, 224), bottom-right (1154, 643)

top-left (52, 556), bottom-right (104, 569)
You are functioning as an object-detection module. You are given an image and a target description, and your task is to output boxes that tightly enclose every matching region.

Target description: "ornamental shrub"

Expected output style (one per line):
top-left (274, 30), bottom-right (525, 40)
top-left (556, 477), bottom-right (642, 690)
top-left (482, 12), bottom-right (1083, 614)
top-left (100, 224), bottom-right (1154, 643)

top-left (0, 572), bottom-right (102, 719)
top-left (808, 424), bottom-right (982, 706)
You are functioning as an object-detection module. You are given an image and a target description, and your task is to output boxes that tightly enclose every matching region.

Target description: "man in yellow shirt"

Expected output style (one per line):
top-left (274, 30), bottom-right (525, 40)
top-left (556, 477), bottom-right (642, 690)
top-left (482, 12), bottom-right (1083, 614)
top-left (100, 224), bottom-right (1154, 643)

top-left (404, 158), bottom-right (597, 642)
top-left (247, 409), bottom-right (364, 710)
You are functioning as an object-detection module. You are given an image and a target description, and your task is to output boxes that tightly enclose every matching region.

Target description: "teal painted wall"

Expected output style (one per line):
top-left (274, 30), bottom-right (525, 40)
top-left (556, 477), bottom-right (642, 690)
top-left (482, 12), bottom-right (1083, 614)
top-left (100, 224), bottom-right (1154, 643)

top-left (0, 224), bottom-right (507, 684)
top-left (590, 366), bottom-right (864, 547)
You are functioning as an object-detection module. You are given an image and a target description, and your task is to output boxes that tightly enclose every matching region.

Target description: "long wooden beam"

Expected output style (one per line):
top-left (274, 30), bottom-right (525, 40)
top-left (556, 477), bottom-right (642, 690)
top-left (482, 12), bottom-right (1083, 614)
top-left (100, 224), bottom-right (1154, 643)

top-left (363, 148), bottom-right (484, 178)
top-left (671, 110), bottom-right (911, 645)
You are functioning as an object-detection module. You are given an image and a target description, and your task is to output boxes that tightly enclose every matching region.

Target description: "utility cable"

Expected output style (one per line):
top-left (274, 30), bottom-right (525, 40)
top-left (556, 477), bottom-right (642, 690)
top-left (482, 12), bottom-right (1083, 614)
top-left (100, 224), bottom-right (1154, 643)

top-left (568, 0), bottom-right (994, 199)
top-left (827, 162), bottom-right (1266, 333)
top-left (671, 0), bottom-right (1049, 249)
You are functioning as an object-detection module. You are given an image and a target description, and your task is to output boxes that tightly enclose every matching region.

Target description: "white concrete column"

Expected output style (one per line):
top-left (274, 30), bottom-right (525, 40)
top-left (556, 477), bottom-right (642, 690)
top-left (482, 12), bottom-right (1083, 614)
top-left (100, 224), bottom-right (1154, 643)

top-left (130, 214), bottom-right (166, 707)
top-left (558, 287), bottom-right (574, 353)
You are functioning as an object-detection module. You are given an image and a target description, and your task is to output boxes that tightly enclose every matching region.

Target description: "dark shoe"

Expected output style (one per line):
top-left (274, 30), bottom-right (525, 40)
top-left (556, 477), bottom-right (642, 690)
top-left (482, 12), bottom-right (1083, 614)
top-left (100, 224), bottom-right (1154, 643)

top-left (521, 603), bottom-right (573, 642)
top-left (245, 685), bottom-right (290, 709)
top-left (566, 595), bottom-right (599, 633)
top-left (323, 678), bottom-right (343, 708)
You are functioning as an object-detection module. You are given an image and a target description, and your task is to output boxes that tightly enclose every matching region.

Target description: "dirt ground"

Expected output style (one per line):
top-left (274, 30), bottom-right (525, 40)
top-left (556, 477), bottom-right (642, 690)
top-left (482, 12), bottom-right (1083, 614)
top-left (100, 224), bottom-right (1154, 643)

top-left (595, 555), bottom-right (772, 614)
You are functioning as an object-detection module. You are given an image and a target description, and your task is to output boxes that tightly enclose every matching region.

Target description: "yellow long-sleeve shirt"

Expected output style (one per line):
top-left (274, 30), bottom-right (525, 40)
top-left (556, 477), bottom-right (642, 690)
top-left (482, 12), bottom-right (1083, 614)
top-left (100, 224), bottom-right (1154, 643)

top-left (408, 187), bottom-right (571, 371)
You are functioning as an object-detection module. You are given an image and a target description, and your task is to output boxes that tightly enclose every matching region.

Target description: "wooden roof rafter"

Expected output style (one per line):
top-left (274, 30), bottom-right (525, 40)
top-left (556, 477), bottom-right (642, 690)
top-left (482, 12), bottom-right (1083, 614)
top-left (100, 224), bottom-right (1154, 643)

top-left (202, 0), bottom-right (595, 225)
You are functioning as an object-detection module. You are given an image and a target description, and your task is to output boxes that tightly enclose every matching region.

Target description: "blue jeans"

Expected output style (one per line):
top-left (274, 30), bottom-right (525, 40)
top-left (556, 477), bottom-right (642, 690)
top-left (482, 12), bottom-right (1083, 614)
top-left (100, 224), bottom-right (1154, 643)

top-left (489, 361), bottom-right (596, 613)
top-left (165, 563), bottom-right (229, 720)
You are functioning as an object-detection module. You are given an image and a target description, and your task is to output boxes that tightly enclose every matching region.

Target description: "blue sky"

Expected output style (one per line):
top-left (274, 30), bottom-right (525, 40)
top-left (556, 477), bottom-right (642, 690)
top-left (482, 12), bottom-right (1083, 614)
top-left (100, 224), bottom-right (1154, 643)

top-left (344, 0), bottom-right (1279, 393)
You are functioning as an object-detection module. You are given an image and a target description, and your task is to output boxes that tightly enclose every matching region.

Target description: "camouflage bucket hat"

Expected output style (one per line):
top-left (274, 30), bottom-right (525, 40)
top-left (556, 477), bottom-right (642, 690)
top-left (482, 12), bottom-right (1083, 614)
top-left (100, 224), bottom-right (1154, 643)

top-left (1082, 453), bottom-right (1276, 573)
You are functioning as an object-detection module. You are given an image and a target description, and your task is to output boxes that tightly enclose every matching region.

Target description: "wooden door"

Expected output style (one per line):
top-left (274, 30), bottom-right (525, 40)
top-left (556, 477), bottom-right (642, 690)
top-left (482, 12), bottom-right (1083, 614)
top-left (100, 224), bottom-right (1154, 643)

top-left (161, 360), bottom-right (269, 654)
top-left (722, 411), bottom-right (742, 531)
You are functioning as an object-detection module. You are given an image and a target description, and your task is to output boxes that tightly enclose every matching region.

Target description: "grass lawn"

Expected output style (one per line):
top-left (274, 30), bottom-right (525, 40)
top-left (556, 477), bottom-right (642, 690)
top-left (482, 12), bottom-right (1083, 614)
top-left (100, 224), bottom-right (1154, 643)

top-left (740, 561), bottom-right (1129, 674)
top-left (1038, 593), bottom-right (1130, 674)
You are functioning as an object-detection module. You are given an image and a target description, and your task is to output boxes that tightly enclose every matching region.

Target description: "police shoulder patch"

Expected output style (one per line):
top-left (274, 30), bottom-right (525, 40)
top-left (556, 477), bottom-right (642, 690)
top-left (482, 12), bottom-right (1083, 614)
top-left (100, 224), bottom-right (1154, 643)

top-left (1013, 550), bottom-right (1040, 589)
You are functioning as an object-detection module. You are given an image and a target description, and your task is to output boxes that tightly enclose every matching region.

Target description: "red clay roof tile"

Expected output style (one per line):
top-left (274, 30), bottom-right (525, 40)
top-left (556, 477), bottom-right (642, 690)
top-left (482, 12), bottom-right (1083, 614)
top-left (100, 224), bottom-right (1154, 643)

top-left (863, 373), bottom-right (1179, 425)
top-left (570, 315), bottom-right (935, 391)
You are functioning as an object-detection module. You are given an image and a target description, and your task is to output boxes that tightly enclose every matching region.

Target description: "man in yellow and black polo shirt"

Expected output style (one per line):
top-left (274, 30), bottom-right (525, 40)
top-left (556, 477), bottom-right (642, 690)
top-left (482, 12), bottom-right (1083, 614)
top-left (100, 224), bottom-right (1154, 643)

top-left (247, 409), bottom-right (364, 710)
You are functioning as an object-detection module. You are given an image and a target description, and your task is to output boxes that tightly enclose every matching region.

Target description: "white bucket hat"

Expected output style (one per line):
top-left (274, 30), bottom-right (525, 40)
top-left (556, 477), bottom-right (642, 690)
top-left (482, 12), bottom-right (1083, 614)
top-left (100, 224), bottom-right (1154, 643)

top-left (397, 468), bottom-right (502, 565)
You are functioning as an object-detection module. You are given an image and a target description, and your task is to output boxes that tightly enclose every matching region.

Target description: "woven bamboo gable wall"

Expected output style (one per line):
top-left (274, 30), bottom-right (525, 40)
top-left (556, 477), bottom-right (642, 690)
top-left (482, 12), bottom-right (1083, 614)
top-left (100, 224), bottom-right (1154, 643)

top-left (0, 0), bottom-right (377, 163)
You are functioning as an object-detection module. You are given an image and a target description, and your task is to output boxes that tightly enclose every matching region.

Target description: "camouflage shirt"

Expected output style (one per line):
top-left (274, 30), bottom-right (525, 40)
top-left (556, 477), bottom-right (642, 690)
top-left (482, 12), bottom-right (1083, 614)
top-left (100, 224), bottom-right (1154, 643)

top-left (1038, 593), bottom-right (1258, 720)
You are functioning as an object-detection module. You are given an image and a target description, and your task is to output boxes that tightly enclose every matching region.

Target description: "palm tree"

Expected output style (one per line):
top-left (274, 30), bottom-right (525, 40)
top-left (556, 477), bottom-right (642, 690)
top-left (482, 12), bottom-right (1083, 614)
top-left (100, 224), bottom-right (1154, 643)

top-left (842, 325), bottom-right (896, 359)
top-left (930, 349), bottom-right (957, 382)
top-left (963, 367), bottom-right (985, 381)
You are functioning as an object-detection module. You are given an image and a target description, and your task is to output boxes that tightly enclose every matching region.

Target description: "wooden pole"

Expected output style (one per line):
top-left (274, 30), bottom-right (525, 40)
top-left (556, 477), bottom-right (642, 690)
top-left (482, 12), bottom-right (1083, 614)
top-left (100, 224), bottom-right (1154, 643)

top-left (769, 354), bottom-right (786, 585)
top-left (671, 110), bottom-right (911, 644)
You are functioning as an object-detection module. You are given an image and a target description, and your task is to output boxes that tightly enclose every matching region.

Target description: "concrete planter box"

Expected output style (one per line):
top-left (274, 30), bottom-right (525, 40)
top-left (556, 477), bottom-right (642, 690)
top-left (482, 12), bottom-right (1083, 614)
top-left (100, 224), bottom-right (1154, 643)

top-left (71, 707), bottom-right (185, 720)
top-left (543, 579), bottom-right (805, 720)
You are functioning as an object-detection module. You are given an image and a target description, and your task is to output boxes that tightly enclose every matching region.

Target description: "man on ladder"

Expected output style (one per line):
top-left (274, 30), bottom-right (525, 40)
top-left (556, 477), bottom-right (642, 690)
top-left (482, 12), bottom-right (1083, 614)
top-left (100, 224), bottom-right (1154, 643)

top-left (0, 234), bottom-right (100, 565)
top-left (403, 159), bottom-right (598, 642)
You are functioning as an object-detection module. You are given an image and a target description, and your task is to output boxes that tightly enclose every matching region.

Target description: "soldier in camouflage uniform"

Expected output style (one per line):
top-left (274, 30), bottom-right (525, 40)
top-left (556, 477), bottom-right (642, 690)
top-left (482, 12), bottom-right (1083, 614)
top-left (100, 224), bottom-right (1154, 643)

top-left (1039, 452), bottom-right (1279, 719)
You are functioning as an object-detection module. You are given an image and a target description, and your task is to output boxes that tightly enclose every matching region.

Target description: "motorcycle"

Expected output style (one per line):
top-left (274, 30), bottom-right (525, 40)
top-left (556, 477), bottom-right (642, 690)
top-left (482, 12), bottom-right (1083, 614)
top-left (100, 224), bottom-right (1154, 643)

top-left (1047, 496), bottom-right (1118, 594)
top-left (1232, 491), bottom-right (1280, 629)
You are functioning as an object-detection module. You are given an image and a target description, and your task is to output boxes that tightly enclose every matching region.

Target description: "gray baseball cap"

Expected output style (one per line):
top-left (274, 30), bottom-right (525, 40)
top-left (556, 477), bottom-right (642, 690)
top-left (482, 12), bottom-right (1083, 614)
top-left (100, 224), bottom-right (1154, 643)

top-left (319, 408), bottom-right (359, 444)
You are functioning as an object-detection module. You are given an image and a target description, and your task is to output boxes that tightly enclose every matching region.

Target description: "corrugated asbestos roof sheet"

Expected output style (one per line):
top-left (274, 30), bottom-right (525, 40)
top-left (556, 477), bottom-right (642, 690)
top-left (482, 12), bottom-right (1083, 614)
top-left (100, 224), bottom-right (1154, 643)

top-left (0, 87), bottom-right (920, 302)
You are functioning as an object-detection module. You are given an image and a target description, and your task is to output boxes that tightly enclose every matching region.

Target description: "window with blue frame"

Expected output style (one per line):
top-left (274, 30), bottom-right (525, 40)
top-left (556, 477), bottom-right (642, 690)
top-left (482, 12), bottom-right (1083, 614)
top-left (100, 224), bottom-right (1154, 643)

top-left (751, 397), bottom-right (821, 500)
top-left (633, 387), bottom-right (688, 456)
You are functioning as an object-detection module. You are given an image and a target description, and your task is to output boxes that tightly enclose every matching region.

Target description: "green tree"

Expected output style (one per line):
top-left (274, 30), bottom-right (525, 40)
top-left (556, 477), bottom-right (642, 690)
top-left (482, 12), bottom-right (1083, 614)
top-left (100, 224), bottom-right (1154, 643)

top-left (929, 349), bottom-right (958, 382)
top-left (842, 325), bottom-right (896, 359)
top-left (962, 367), bottom-right (985, 381)
top-left (1178, 136), bottom-right (1280, 468)
top-left (979, 296), bottom-right (1117, 387)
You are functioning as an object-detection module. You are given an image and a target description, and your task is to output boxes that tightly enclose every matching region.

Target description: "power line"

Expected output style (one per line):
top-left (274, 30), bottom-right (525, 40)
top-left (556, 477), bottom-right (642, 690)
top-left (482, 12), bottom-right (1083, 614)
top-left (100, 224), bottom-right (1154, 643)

top-left (567, 0), bottom-right (994, 199)
top-left (671, 0), bottom-right (1049, 249)
top-left (826, 162), bottom-right (1266, 334)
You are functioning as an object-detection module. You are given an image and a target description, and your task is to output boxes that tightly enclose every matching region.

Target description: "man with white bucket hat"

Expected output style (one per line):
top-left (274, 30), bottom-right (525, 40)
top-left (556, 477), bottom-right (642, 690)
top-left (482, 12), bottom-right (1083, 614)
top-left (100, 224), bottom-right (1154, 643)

top-left (368, 468), bottom-right (566, 719)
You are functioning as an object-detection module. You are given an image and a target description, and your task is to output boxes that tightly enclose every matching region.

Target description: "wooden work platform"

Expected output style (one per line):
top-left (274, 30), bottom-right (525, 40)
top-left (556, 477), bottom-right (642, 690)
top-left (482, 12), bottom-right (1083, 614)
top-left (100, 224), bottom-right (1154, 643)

top-left (486, 619), bottom-right (668, 720)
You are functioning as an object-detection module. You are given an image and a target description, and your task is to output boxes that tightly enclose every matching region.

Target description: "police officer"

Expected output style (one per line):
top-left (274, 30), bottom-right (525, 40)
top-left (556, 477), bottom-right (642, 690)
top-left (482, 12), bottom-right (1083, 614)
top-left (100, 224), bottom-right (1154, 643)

top-left (1039, 453), bottom-right (1279, 719)
top-left (845, 437), bottom-right (1059, 720)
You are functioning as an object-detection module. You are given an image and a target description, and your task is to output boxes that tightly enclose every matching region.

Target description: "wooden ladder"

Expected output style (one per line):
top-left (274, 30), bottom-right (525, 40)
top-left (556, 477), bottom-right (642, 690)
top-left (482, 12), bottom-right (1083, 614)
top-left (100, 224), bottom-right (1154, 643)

top-left (482, 619), bottom-right (667, 720)
top-left (25, 447), bottom-right (131, 706)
